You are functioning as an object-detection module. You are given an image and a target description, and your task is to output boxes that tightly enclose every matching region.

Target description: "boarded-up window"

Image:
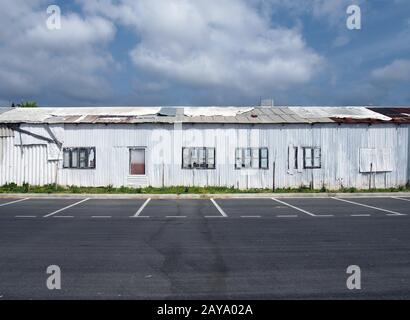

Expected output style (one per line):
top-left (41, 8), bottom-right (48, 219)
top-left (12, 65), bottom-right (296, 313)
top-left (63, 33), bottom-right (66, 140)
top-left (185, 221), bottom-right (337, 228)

top-left (288, 146), bottom-right (298, 170)
top-left (235, 148), bottom-right (269, 169)
top-left (79, 149), bottom-right (87, 168)
top-left (260, 148), bottom-right (268, 169)
top-left (88, 148), bottom-right (95, 168)
top-left (359, 148), bottom-right (393, 172)
top-left (130, 148), bottom-right (145, 175)
top-left (303, 147), bottom-right (321, 169)
top-left (244, 148), bottom-right (252, 168)
top-left (182, 147), bottom-right (216, 169)
top-left (207, 148), bottom-right (215, 168)
top-left (251, 149), bottom-right (259, 169)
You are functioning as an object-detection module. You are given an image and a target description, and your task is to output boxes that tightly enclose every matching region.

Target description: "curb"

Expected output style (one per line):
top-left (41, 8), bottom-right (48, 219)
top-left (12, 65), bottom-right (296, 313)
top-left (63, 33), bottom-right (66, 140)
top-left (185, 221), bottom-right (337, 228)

top-left (0, 192), bottom-right (409, 200)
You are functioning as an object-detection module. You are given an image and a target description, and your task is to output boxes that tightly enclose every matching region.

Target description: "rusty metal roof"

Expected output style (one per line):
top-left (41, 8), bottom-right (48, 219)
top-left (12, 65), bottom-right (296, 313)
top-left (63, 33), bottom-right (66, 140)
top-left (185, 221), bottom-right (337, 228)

top-left (0, 106), bottom-right (408, 125)
top-left (368, 108), bottom-right (410, 123)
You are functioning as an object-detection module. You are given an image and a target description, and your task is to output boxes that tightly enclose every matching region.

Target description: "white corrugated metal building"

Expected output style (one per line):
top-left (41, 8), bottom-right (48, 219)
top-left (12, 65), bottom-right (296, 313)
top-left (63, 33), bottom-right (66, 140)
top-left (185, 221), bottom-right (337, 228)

top-left (0, 106), bottom-right (409, 190)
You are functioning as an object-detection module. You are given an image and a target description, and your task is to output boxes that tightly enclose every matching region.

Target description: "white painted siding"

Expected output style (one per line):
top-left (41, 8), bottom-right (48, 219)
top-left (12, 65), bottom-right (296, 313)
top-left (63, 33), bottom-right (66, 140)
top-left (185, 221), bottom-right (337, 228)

top-left (0, 123), bottom-right (409, 189)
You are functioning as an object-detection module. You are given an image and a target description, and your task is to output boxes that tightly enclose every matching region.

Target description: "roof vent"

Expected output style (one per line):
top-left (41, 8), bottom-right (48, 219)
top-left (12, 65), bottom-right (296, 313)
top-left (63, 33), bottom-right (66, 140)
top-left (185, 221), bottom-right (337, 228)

top-left (260, 98), bottom-right (274, 107)
top-left (158, 107), bottom-right (177, 117)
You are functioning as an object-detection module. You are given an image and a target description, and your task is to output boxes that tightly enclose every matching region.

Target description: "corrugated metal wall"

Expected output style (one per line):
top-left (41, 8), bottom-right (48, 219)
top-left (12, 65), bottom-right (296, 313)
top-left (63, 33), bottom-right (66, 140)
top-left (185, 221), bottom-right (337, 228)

top-left (0, 123), bottom-right (409, 189)
top-left (0, 136), bottom-right (57, 185)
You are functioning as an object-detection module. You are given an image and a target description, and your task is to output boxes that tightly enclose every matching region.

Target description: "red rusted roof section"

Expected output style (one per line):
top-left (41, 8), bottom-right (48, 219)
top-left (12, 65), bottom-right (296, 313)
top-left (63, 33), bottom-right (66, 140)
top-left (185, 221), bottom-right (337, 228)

top-left (329, 117), bottom-right (387, 124)
top-left (369, 108), bottom-right (410, 123)
top-left (329, 108), bottom-right (410, 124)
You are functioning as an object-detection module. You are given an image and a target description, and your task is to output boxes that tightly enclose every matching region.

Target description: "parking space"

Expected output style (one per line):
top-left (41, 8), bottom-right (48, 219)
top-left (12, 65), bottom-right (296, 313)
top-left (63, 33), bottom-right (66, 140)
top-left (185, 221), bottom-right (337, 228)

top-left (51, 199), bottom-right (147, 219)
top-left (276, 197), bottom-right (396, 217)
top-left (0, 198), bottom-right (82, 218)
top-left (217, 198), bottom-right (302, 218)
top-left (0, 196), bottom-right (408, 220)
top-left (0, 198), bottom-right (25, 206)
top-left (339, 197), bottom-right (409, 216)
top-left (139, 199), bottom-right (223, 218)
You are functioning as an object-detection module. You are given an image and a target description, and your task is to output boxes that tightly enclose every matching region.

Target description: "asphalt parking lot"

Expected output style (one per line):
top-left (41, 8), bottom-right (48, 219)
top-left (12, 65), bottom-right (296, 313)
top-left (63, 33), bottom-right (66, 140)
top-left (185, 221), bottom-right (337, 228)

top-left (0, 196), bottom-right (409, 299)
top-left (0, 196), bottom-right (408, 219)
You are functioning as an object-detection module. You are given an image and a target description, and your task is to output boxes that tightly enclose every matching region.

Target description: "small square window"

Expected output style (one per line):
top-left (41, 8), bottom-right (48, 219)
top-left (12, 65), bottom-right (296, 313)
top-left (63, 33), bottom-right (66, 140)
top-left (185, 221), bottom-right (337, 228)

top-left (182, 147), bottom-right (216, 169)
top-left (303, 147), bottom-right (321, 169)
top-left (235, 148), bottom-right (268, 169)
top-left (62, 147), bottom-right (95, 169)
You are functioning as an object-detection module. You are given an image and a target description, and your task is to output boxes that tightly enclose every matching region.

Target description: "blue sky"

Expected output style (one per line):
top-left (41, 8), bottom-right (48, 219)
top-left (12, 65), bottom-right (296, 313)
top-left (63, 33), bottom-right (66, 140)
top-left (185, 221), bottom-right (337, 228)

top-left (0, 0), bottom-right (409, 106)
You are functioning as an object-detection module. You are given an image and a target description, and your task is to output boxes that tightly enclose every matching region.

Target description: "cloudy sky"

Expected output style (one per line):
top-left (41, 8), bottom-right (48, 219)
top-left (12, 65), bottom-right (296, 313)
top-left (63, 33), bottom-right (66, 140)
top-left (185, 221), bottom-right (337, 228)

top-left (0, 0), bottom-right (409, 107)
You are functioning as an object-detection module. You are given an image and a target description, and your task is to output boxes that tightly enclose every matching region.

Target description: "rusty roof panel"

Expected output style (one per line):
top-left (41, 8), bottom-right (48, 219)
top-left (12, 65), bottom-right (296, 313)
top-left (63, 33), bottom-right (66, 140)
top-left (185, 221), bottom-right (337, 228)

top-left (1, 106), bottom-right (409, 125)
top-left (368, 108), bottom-right (410, 123)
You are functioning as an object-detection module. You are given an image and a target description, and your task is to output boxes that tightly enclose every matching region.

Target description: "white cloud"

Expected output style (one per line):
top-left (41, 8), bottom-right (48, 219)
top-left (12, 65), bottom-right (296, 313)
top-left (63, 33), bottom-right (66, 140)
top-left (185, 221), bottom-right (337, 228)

top-left (25, 14), bottom-right (115, 51)
top-left (371, 59), bottom-right (410, 83)
top-left (81, 0), bottom-right (323, 97)
top-left (0, 0), bottom-right (116, 105)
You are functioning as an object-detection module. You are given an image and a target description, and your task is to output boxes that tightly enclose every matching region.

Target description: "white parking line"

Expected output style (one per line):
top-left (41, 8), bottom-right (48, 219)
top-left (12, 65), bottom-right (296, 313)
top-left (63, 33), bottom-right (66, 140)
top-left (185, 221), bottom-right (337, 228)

top-left (277, 215), bottom-right (298, 218)
top-left (0, 198), bottom-right (30, 207)
top-left (131, 198), bottom-right (151, 217)
top-left (15, 215), bottom-right (36, 218)
top-left (350, 214), bottom-right (371, 217)
top-left (391, 197), bottom-right (410, 202)
top-left (271, 198), bottom-right (333, 217)
top-left (210, 198), bottom-right (228, 217)
top-left (332, 197), bottom-right (406, 216)
top-left (241, 215), bottom-right (261, 218)
top-left (43, 198), bottom-right (90, 218)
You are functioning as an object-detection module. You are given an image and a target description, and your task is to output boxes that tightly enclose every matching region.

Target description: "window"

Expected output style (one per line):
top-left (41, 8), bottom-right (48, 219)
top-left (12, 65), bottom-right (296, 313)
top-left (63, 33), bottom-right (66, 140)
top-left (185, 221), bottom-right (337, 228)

top-left (71, 149), bottom-right (79, 168)
top-left (235, 148), bottom-right (269, 169)
top-left (63, 147), bottom-right (96, 169)
top-left (303, 147), bottom-right (321, 169)
top-left (130, 148), bottom-right (146, 175)
top-left (288, 146), bottom-right (298, 170)
top-left (182, 147), bottom-right (215, 169)
top-left (63, 150), bottom-right (70, 168)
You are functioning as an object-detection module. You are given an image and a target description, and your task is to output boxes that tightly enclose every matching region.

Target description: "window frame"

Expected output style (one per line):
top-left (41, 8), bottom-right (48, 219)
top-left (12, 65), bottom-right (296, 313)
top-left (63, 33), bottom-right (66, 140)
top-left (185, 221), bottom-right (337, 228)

top-left (303, 147), bottom-right (321, 169)
top-left (129, 147), bottom-right (146, 176)
top-left (182, 147), bottom-right (216, 170)
top-left (235, 147), bottom-right (269, 170)
top-left (62, 147), bottom-right (96, 169)
top-left (288, 146), bottom-right (298, 170)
